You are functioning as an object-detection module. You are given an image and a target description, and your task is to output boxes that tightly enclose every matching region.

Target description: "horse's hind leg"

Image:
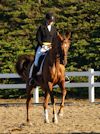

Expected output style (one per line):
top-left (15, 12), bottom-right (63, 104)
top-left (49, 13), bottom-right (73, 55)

top-left (58, 81), bottom-right (67, 116)
top-left (26, 85), bottom-right (33, 123)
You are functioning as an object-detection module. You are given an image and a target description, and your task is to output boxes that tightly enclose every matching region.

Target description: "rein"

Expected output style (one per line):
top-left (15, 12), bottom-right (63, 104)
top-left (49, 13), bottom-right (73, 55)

top-left (54, 39), bottom-right (67, 66)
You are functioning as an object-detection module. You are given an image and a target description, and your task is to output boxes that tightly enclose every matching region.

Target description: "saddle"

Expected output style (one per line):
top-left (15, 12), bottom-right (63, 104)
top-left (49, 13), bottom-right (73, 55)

top-left (29, 53), bottom-right (47, 79)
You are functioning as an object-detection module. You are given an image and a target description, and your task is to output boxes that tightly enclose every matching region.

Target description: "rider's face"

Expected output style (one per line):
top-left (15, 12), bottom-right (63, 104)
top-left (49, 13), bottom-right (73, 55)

top-left (47, 20), bottom-right (54, 25)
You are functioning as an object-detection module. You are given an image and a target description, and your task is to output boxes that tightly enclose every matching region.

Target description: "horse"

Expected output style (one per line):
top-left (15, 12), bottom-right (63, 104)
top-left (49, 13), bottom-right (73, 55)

top-left (16, 32), bottom-right (71, 124)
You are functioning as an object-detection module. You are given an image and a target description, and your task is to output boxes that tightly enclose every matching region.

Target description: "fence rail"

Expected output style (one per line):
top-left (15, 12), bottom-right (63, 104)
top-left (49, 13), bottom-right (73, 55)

top-left (0, 69), bottom-right (100, 103)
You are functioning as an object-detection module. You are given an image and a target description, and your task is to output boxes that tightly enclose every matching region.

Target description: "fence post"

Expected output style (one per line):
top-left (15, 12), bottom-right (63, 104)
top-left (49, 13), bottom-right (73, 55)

top-left (33, 86), bottom-right (39, 103)
top-left (88, 69), bottom-right (95, 102)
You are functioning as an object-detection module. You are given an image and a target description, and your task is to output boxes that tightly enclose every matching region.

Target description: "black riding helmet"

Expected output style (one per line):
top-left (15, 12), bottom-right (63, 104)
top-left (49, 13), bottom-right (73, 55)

top-left (45, 12), bottom-right (55, 22)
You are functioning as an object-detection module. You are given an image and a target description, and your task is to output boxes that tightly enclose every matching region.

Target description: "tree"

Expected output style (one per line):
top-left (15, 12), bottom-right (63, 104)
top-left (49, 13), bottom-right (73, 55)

top-left (0, 0), bottom-right (100, 74)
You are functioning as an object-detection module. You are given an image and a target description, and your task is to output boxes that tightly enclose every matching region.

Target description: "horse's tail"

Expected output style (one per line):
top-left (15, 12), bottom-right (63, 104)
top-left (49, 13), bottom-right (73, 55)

top-left (16, 54), bottom-right (34, 81)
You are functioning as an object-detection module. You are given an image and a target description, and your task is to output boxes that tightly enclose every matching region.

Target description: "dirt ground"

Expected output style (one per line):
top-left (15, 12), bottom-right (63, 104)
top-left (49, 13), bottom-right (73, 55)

top-left (0, 99), bottom-right (100, 134)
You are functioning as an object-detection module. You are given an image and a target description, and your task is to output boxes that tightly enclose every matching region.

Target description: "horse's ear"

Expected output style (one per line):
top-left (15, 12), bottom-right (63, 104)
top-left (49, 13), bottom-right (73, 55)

top-left (57, 32), bottom-right (63, 41)
top-left (66, 31), bottom-right (71, 39)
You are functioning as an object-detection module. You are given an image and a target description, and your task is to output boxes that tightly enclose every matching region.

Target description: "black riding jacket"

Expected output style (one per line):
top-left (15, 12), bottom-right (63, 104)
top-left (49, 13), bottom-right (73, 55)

top-left (36, 22), bottom-right (57, 48)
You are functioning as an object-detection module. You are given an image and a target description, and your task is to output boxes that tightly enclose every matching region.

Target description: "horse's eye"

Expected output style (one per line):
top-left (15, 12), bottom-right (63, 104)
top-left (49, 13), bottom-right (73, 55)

top-left (61, 40), bottom-right (63, 43)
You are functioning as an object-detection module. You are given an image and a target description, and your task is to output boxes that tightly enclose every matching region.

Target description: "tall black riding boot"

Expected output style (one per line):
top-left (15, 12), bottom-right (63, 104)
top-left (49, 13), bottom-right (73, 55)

top-left (29, 65), bottom-right (38, 85)
top-left (32, 65), bottom-right (38, 78)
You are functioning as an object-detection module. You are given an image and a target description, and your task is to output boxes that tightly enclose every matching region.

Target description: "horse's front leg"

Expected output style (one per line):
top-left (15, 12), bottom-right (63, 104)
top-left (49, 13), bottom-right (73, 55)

top-left (44, 92), bottom-right (50, 123)
top-left (48, 82), bottom-right (58, 124)
top-left (58, 81), bottom-right (67, 117)
top-left (50, 91), bottom-right (58, 124)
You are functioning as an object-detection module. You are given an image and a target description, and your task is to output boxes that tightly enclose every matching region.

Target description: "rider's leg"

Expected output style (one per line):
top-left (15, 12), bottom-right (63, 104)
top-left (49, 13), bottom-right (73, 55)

top-left (32, 46), bottom-right (42, 76)
top-left (34, 46), bottom-right (42, 67)
top-left (29, 46), bottom-right (42, 85)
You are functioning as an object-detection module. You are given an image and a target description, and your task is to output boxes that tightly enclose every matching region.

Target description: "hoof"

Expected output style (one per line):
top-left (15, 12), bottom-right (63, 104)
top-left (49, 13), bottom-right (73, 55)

top-left (58, 112), bottom-right (63, 117)
top-left (27, 121), bottom-right (33, 126)
top-left (19, 123), bottom-right (26, 128)
top-left (44, 119), bottom-right (50, 124)
top-left (52, 117), bottom-right (58, 124)
top-left (29, 122), bottom-right (33, 126)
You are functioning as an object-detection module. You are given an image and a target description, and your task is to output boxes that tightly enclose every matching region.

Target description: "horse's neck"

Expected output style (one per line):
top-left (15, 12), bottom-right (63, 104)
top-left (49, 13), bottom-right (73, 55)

top-left (49, 48), bottom-right (60, 66)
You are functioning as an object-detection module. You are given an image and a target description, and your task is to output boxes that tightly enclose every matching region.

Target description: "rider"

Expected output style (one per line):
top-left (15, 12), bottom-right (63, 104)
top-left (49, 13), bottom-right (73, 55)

top-left (30, 12), bottom-right (57, 84)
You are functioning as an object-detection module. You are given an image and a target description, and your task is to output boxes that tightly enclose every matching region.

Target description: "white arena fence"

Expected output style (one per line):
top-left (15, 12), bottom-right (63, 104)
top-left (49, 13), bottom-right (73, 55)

top-left (0, 69), bottom-right (100, 103)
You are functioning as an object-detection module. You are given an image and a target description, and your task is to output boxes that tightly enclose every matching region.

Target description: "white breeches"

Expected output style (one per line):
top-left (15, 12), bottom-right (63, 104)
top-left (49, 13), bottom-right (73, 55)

top-left (34, 45), bottom-right (50, 66)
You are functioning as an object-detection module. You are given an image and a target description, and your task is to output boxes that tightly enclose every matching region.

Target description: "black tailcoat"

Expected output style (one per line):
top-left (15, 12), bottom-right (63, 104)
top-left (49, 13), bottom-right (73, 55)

top-left (36, 22), bottom-right (57, 49)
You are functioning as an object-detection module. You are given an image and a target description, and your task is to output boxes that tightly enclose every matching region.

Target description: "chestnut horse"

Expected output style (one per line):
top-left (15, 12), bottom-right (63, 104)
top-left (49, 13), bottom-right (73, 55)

top-left (16, 32), bottom-right (70, 124)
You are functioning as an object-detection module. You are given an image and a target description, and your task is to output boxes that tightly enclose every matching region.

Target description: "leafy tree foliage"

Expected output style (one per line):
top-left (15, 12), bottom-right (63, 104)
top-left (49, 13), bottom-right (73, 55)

top-left (0, 0), bottom-right (100, 73)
